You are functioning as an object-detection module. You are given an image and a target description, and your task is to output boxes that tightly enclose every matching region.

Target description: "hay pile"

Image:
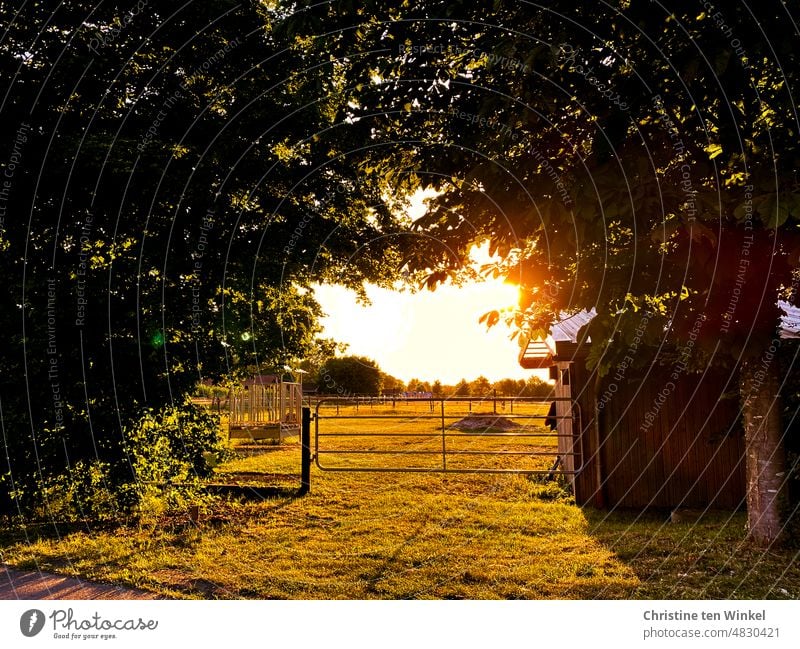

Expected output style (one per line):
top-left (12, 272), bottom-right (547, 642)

top-left (449, 413), bottom-right (521, 431)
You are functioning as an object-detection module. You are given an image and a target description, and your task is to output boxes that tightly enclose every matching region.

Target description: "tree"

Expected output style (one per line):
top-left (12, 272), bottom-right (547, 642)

top-left (494, 378), bottom-right (520, 397)
top-left (297, 339), bottom-right (349, 380)
top-left (0, 1), bottom-right (408, 514)
top-left (381, 373), bottom-right (404, 393)
top-left (454, 379), bottom-right (471, 397)
top-left (281, 0), bottom-right (800, 544)
top-left (407, 379), bottom-right (431, 392)
top-left (470, 376), bottom-right (492, 396)
top-left (318, 356), bottom-right (384, 395)
top-left (520, 377), bottom-right (554, 399)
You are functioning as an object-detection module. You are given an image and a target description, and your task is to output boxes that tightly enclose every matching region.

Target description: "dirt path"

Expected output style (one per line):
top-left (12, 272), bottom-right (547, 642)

top-left (0, 565), bottom-right (160, 600)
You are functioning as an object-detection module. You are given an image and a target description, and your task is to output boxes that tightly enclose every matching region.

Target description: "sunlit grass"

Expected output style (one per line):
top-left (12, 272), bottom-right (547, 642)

top-left (3, 468), bottom-right (636, 599)
top-left (1, 401), bottom-right (799, 599)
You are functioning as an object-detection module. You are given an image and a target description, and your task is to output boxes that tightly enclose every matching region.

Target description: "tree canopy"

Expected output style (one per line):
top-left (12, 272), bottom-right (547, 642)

top-left (318, 355), bottom-right (384, 395)
top-left (2, 1), bottom-right (799, 543)
top-left (275, 0), bottom-right (800, 543)
top-left (0, 1), bottom-right (408, 512)
top-left (277, 0), bottom-right (800, 362)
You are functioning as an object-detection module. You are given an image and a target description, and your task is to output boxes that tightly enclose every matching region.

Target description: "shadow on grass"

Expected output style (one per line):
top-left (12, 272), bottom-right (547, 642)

top-left (581, 506), bottom-right (800, 599)
top-left (360, 519), bottom-right (429, 595)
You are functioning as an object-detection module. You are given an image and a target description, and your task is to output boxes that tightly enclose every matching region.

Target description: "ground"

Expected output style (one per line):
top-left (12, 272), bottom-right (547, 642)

top-left (0, 400), bottom-right (798, 599)
top-left (0, 565), bottom-right (158, 599)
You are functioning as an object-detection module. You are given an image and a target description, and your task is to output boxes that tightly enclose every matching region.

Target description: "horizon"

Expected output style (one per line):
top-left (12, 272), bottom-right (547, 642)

top-left (314, 280), bottom-right (546, 385)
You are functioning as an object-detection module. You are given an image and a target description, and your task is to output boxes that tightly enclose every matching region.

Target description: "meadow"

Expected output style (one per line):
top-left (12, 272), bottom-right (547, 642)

top-left (1, 399), bottom-right (798, 599)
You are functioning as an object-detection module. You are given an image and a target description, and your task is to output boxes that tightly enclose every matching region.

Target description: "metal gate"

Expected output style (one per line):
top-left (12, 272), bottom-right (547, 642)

top-left (310, 396), bottom-right (583, 476)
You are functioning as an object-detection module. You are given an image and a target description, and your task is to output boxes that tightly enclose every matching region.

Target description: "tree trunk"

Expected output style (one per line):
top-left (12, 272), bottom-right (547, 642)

top-left (740, 350), bottom-right (787, 546)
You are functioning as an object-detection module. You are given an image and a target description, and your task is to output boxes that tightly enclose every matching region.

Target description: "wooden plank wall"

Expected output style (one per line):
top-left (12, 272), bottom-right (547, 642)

top-left (589, 367), bottom-right (745, 510)
top-left (570, 359), bottom-right (604, 507)
top-left (554, 361), bottom-right (576, 480)
top-left (565, 360), bottom-right (745, 510)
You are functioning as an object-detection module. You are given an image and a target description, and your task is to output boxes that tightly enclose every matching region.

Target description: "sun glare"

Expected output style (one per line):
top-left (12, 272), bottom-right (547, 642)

top-left (314, 278), bottom-right (526, 384)
top-left (312, 189), bottom-right (532, 384)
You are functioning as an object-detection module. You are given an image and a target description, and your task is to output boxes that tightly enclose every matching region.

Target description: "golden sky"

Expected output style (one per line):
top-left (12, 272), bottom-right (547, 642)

top-left (314, 192), bottom-right (538, 384)
top-left (314, 279), bottom-right (530, 384)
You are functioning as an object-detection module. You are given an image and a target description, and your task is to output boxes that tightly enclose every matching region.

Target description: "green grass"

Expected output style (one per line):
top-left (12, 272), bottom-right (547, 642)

top-left (1, 401), bottom-right (798, 599)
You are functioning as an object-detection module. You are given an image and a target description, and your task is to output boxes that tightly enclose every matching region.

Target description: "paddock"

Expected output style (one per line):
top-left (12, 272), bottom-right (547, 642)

top-left (311, 397), bottom-right (567, 475)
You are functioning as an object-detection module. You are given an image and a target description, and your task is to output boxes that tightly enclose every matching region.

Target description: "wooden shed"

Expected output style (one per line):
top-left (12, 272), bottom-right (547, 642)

top-left (519, 312), bottom-right (746, 510)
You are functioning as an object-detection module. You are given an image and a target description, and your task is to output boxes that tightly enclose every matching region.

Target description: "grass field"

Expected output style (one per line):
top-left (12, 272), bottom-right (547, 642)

top-left (1, 399), bottom-right (799, 599)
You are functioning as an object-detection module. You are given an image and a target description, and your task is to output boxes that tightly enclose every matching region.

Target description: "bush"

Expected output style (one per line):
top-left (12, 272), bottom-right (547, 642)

top-left (15, 401), bottom-right (230, 523)
top-left (36, 460), bottom-right (119, 522)
top-left (123, 400), bottom-right (230, 519)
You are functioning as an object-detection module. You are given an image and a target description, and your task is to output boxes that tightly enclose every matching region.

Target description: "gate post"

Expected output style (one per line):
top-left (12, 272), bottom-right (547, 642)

top-left (300, 406), bottom-right (311, 494)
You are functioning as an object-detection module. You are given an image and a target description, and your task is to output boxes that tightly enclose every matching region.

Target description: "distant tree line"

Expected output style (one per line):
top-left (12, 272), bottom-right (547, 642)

top-left (307, 354), bottom-right (552, 398)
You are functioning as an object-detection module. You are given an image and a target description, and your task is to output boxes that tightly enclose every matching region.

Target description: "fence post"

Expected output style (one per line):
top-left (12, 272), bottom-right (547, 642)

top-left (300, 406), bottom-right (311, 495)
top-left (441, 399), bottom-right (447, 471)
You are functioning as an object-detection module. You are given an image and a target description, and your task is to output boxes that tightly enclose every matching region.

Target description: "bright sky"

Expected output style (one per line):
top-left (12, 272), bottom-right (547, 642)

top-left (314, 190), bottom-right (537, 384)
top-left (314, 279), bottom-right (531, 385)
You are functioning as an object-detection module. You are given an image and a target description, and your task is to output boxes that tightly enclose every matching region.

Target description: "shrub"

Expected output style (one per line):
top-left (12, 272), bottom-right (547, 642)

top-left (36, 460), bottom-right (119, 522)
top-left (123, 399), bottom-right (230, 519)
top-left (15, 401), bottom-right (230, 523)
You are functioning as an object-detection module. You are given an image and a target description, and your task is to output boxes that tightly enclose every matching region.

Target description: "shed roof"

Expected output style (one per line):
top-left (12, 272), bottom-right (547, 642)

top-left (520, 302), bottom-right (800, 370)
top-left (550, 308), bottom-right (597, 342)
top-left (518, 309), bottom-right (595, 369)
top-left (779, 301), bottom-right (800, 339)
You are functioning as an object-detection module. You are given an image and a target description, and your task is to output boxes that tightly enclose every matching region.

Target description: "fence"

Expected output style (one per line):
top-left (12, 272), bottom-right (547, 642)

top-left (310, 396), bottom-right (581, 476)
